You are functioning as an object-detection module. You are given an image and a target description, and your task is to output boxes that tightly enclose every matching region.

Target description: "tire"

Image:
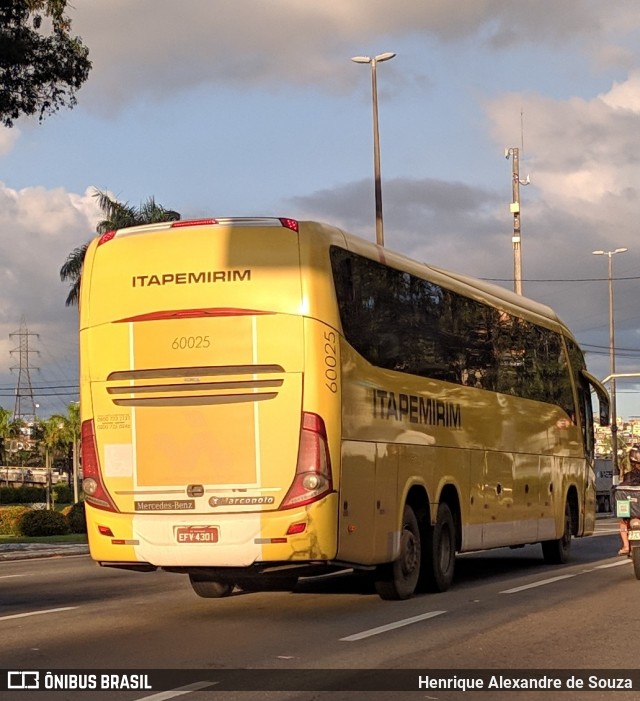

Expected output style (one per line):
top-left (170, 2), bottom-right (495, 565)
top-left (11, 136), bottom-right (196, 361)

top-left (542, 501), bottom-right (572, 564)
top-left (188, 574), bottom-right (233, 598)
top-left (374, 504), bottom-right (421, 600)
top-left (421, 502), bottom-right (456, 593)
top-left (632, 547), bottom-right (640, 580)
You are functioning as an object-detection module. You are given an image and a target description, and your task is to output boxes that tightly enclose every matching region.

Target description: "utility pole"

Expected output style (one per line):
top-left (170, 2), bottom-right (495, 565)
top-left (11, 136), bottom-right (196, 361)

top-left (505, 147), bottom-right (530, 295)
top-left (10, 319), bottom-right (39, 422)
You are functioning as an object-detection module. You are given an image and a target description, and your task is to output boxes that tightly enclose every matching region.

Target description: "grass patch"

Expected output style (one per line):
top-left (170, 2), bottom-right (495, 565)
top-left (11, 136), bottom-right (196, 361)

top-left (0, 533), bottom-right (87, 545)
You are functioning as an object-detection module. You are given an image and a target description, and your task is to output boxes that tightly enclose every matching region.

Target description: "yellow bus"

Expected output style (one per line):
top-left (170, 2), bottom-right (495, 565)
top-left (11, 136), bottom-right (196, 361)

top-left (80, 218), bottom-right (609, 600)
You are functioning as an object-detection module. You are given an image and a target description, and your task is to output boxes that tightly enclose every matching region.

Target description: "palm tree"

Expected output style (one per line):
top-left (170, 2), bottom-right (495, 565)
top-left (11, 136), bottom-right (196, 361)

top-left (0, 409), bottom-right (24, 470)
top-left (0, 407), bottom-right (13, 483)
top-left (39, 414), bottom-right (69, 508)
top-left (0, 407), bottom-right (13, 467)
top-left (60, 188), bottom-right (181, 306)
top-left (92, 189), bottom-right (180, 234)
top-left (65, 401), bottom-right (80, 502)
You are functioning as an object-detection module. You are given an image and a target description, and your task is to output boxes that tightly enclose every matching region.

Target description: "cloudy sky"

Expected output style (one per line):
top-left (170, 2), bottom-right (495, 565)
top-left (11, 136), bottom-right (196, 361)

top-left (2, 0), bottom-right (640, 419)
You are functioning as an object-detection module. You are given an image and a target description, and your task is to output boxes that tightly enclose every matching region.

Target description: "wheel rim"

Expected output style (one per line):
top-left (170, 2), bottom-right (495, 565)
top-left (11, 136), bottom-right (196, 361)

top-left (400, 525), bottom-right (419, 578)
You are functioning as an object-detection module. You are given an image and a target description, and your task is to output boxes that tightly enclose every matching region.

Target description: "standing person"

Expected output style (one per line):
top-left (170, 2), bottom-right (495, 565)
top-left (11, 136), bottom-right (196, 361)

top-left (617, 445), bottom-right (640, 555)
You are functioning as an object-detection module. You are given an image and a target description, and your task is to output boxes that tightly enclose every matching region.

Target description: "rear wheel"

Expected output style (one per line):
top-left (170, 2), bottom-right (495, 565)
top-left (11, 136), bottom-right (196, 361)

top-left (374, 504), bottom-right (421, 600)
top-left (188, 574), bottom-right (233, 598)
top-left (542, 501), bottom-right (572, 564)
top-left (422, 502), bottom-right (456, 592)
top-left (632, 547), bottom-right (640, 580)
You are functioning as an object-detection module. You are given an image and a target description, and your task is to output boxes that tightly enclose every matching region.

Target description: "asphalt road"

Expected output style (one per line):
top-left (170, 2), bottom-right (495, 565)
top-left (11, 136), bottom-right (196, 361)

top-left (0, 516), bottom-right (638, 701)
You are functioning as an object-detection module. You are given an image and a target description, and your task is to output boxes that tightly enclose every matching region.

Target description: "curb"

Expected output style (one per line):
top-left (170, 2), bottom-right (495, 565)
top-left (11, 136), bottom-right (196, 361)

top-left (0, 544), bottom-right (89, 561)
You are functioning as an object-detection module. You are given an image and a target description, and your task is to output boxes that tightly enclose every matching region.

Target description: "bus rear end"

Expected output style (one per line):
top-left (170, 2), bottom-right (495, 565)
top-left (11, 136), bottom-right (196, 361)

top-left (80, 218), bottom-right (340, 595)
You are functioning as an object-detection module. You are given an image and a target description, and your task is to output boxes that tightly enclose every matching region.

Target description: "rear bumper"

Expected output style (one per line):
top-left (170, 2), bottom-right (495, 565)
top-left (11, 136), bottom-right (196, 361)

top-left (86, 494), bottom-right (338, 567)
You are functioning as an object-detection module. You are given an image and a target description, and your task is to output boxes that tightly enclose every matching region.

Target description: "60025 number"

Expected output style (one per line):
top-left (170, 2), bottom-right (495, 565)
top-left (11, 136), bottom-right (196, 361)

top-left (324, 331), bottom-right (338, 393)
top-left (171, 336), bottom-right (211, 350)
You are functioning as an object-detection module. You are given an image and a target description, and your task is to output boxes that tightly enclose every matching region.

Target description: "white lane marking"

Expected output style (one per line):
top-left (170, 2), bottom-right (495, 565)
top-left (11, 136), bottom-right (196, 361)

top-left (0, 606), bottom-right (78, 621)
top-left (500, 574), bottom-right (575, 594)
top-left (0, 574), bottom-right (25, 579)
top-left (591, 559), bottom-right (631, 570)
top-left (342, 555), bottom-right (631, 642)
top-left (135, 681), bottom-right (219, 700)
top-left (340, 610), bottom-right (447, 642)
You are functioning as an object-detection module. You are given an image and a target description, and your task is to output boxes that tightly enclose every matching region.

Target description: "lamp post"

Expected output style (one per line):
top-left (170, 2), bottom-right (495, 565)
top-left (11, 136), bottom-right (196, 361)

top-left (352, 52), bottom-right (395, 247)
top-left (592, 247), bottom-right (628, 481)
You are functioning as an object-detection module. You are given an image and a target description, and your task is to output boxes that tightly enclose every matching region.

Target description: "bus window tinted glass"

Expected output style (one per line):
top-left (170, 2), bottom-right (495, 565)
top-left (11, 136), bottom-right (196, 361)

top-left (330, 246), bottom-right (575, 416)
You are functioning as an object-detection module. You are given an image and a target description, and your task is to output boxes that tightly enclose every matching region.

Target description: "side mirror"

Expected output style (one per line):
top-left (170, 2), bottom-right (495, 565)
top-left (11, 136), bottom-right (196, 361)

top-left (582, 370), bottom-right (610, 427)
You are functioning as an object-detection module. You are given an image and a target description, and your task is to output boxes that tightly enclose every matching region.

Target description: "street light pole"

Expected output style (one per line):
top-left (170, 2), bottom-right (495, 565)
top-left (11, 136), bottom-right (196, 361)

top-left (593, 247), bottom-right (628, 481)
top-left (352, 52), bottom-right (396, 247)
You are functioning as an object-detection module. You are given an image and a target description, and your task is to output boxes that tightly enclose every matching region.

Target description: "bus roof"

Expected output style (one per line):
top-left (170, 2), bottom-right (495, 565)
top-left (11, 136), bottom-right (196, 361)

top-left (90, 216), bottom-right (573, 339)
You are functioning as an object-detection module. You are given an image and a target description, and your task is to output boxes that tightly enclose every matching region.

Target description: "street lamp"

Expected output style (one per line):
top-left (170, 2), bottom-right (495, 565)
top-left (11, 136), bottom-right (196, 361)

top-left (352, 51), bottom-right (396, 247)
top-left (592, 247), bottom-right (628, 481)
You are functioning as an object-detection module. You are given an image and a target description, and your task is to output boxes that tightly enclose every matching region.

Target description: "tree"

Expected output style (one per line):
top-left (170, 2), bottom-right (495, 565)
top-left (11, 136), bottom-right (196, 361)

top-left (0, 407), bottom-right (13, 465)
top-left (0, 408), bottom-right (15, 480)
top-left (60, 188), bottom-right (181, 306)
top-left (0, 409), bottom-right (25, 467)
top-left (38, 413), bottom-right (68, 508)
top-left (65, 400), bottom-right (79, 442)
top-left (0, 0), bottom-right (91, 128)
top-left (64, 401), bottom-right (80, 501)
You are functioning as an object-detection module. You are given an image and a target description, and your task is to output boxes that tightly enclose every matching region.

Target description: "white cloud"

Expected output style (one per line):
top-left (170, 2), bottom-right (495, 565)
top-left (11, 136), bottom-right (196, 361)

top-left (0, 184), bottom-right (102, 415)
top-left (485, 73), bottom-right (640, 224)
top-left (0, 127), bottom-right (19, 155)
top-left (0, 184), bottom-right (101, 322)
top-left (600, 70), bottom-right (640, 111)
top-left (70, 0), bottom-right (640, 113)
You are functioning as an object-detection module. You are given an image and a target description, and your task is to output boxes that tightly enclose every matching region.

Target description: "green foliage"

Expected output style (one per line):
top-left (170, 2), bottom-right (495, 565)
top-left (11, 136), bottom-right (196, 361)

top-left (19, 509), bottom-right (70, 537)
top-left (0, 506), bottom-right (31, 535)
top-left (0, 0), bottom-right (91, 127)
top-left (0, 485), bottom-right (46, 504)
top-left (53, 483), bottom-right (73, 504)
top-left (0, 410), bottom-right (25, 465)
top-left (64, 501), bottom-right (86, 533)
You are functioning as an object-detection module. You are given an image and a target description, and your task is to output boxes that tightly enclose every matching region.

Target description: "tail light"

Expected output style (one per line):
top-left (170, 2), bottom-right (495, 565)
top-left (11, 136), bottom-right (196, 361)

top-left (97, 230), bottom-right (116, 246)
top-left (170, 219), bottom-right (218, 228)
top-left (81, 420), bottom-right (119, 512)
top-left (279, 218), bottom-right (299, 232)
top-left (280, 413), bottom-right (333, 510)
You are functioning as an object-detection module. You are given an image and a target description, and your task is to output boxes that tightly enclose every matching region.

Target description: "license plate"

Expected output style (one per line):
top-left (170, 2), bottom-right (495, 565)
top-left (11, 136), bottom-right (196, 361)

top-left (176, 526), bottom-right (219, 543)
top-left (617, 501), bottom-right (631, 518)
top-left (628, 531), bottom-right (640, 541)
